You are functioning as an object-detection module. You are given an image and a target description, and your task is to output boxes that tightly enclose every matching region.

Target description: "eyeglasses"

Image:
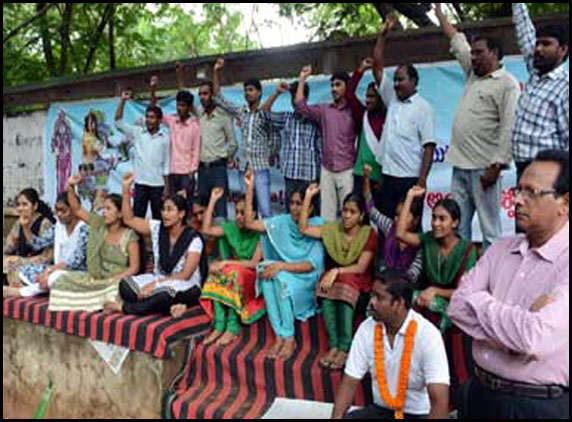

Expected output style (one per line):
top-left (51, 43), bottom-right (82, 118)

top-left (510, 187), bottom-right (559, 201)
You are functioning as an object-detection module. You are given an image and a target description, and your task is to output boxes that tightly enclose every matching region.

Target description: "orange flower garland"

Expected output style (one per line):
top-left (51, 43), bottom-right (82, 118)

top-left (374, 320), bottom-right (418, 419)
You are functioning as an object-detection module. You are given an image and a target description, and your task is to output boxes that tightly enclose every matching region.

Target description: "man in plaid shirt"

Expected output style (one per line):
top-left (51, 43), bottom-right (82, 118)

top-left (512, 3), bottom-right (569, 181)
top-left (213, 58), bottom-right (279, 218)
top-left (262, 81), bottom-right (322, 212)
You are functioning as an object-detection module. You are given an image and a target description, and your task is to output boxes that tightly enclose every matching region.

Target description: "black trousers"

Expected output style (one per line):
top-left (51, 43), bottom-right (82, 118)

top-left (169, 174), bottom-right (195, 211)
top-left (461, 376), bottom-right (569, 420)
top-left (119, 280), bottom-right (201, 316)
top-left (378, 175), bottom-right (419, 220)
top-left (198, 162), bottom-right (229, 218)
top-left (344, 404), bottom-right (427, 419)
top-left (133, 184), bottom-right (163, 219)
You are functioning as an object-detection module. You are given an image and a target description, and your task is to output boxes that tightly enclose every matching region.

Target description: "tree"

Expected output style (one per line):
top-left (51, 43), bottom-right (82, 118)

top-left (277, 3), bottom-right (569, 40)
top-left (3, 3), bottom-right (259, 87)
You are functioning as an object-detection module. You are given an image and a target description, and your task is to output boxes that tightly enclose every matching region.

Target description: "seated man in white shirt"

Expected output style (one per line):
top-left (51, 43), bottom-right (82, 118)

top-left (331, 270), bottom-right (450, 419)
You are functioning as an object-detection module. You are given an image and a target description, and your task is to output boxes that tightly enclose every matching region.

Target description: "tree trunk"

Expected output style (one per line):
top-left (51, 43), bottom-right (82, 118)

top-left (392, 3), bottom-right (435, 27)
top-left (83, 3), bottom-right (113, 73)
top-left (3, 3), bottom-right (56, 45)
top-left (37, 3), bottom-right (57, 77)
top-left (59, 3), bottom-right (74, 75)
top-left (109, 4), bottom-right (116, 70)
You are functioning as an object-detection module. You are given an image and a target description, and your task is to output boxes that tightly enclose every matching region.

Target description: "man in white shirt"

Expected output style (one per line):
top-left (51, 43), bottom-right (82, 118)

top-left (332, 270), bottom-right (450, 419)
top-left (372, 16), bottom-right (437, 219)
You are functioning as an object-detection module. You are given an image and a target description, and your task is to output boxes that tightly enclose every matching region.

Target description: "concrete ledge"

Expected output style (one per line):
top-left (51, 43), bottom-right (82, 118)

top-left (3, 318), bottom-right (189, 419)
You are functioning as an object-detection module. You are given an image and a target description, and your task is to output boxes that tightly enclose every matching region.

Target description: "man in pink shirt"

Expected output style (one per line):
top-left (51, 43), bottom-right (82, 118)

top-left (151, 79), bottom-right (201, 210)
top-left (449, 149), bottom-right (569, 419)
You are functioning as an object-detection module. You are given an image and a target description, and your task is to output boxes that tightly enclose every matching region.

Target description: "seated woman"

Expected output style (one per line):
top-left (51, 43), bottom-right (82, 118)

top-left (48, 174), bottom-right (140, 312)
top-left (3, 193), bottom-right (89, 299)
top-left (299, 185), bottom-right (377, 371)
top-left (244, 169), bottom-right (325, 360)
top-left (396, 186), bottom-right (479, 405)
top-left (4, 189), bottom-right (55, 286)
top-left (200, 188), bottom-right (264, 347)
top-left (363, 165), bottom-right (423, 284)
top-left (104, 173), bottom-right (207, 318)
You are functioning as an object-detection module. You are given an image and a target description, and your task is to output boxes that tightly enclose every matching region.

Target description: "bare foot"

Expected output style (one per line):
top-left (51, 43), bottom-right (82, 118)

top-left (216, 331), bottom-right (239, 347)
top-left (103, 300), bottom-right (123, 315)
top-left (3, 286), bottom-right (22, 299)
top-left (204, 330), bottom-right (223, 346)
top-left (278, 337), bottom-right (297, 360)
top-left (319, 348), bottom-right (339, 369)
top-left (266, 337), bottom-right (285, 359)
top-left (170, 304), bottom-right (188, 319)
top-left (330, 351), bottom-right (348, 371)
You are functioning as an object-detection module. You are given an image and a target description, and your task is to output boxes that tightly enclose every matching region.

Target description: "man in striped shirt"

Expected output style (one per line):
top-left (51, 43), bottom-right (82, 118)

top-left (511, 3), bottom-right (569, 181)
top-left (262, 81), bottom-right (322, 212)
top-left (213, 58), bottom-right (278, 219)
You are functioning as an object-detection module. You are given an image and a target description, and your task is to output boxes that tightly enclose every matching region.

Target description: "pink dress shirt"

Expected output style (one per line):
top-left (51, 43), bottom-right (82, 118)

top-left (449, 222), bottom-right (569, 387)
top-left (163, 114), bottom-right (201, 175)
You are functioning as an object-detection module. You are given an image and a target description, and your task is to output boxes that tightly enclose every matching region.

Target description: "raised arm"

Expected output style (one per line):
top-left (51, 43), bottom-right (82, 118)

top-left (121, 172), bottom-right (152, 236)
top-left (373, 13), bottom-right (398, 86)
top-left (150, 75), bottom-right (159, 108)
top-left (294, 66), bottom-right (323, 124)
top-left (512, 3), bottom-right (537, 71)
top-left (346, 59), bottom-right (371, 124)
top-left (67, 174), bottom-right (90, 224)
top-left (363, 165), bottom-right (393, 237)
top-left (244, 169), bottom-right (266, 234)
top-left (115, 90), bottom-right (132, 122)
top-left (213, 58), bottom-right (224, 96)
top-left (434, 4), bottom-right (457, 39)
top-left (396, 186), bottom-right (424, 247)
top-left (201, 187), bottom-right (225, 238)
top-left (298, 183), bottom-right (323, 239)
top-left (262, 81), bottom-right (289, 112)
top-left (175, 61), bottom-right (185, 91)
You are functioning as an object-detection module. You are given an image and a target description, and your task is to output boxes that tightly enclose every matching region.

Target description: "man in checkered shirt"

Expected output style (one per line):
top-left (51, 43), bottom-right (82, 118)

top-left (512, 3), bottom-right (569, 181)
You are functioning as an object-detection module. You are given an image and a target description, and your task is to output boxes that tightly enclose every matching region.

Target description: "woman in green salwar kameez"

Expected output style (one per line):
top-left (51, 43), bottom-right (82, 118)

top-left (396, 185), bottom-right (479, 409)
top-left (48, 174), bottom-right (140, 312)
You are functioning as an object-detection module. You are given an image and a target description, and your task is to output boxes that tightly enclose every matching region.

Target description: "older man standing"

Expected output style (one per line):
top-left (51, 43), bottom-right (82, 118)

top-left (449, 149), bottom-right (569, 419)
top-left (436, 4), bottom-right (520, 248)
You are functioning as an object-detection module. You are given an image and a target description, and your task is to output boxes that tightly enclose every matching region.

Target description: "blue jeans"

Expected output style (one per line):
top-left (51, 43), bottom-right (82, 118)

top-left (239, 169), bottom-right (273, 219)
top-left (451, 168), bottom-right (502, 250)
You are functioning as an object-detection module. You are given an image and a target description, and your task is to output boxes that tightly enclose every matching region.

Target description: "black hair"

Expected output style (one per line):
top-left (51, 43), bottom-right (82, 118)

top-left (244, 78), bottom-right (262, 92)
top-left (376, 269), bottom-right (413, 309)
top-left (434, 198), bottom-right (462, 226)
top-left (83, 112), bottom-right (101, 140)
top-left (290, 186), bottom-right (317, 217)
top-left (164, 194), bottom-right (189, 223)
top-left (397, 64), bottom-right (419, 87)
top-left (396, 194), bottom-right (423, 221)
top-left (146, 105), bottom-right (163, 120)
top-left (534, 149), bottom-right (570, 196)
top-left (537, 24), bottom-right (569, 58)
top-left (474, 36), bottom-right (505, 61)
top-left (199, 80), bottom-right (214, 94)
top-left (17, 188), bottom-right (56, 224)
top-left (176, 90), bottom-right (194, 106)
top-left (289, 81), bottom-right (310, 98)
top-left (343, 191), bottom-right (370, 225)
top-left (331, 70), bottom-right (350, 85)
top-left (104, 194), bottom-right (123, 213)
top-left (55, 192), bottom-right (70, 208)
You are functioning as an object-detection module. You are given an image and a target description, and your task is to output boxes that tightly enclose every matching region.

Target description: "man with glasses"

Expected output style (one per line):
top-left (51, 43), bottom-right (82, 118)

top-left (449, 149), bottom-right (569, 419)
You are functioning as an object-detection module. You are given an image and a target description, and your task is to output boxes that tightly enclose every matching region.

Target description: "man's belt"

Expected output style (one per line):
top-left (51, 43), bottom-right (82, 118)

top-left (475, 366), bottom-right (568, 400)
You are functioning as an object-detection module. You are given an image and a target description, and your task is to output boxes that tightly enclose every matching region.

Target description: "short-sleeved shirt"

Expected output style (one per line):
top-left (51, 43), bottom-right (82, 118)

top-left (115, 120), bottom-right (170, 187)
top-left (162, 115), bottom-right (201, 175)
top-left (378, 76), bottom-right (436, 178)
top-left (345, 311), bottom-right (450, 415)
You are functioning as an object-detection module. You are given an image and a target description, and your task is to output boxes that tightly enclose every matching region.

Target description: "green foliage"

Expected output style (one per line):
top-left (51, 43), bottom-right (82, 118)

top-left (3, 3), bottom-right (259, 87)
